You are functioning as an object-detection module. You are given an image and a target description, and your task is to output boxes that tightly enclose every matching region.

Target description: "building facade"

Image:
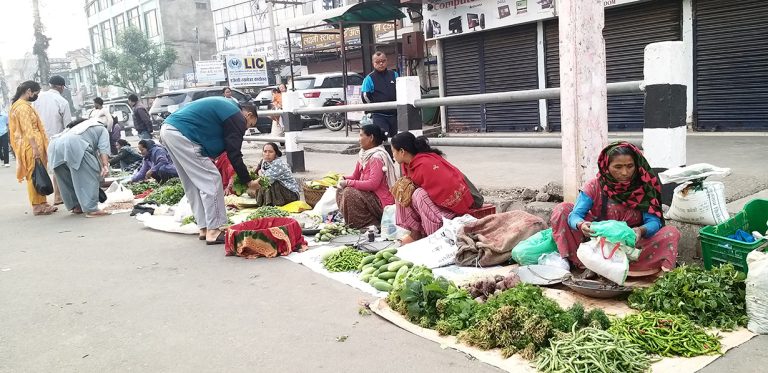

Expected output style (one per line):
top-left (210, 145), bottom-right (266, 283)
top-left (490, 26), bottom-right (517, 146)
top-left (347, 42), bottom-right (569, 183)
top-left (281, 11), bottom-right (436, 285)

top-left (429, 0), bottom-right (768, 132)
top-left (84, 0), bottom-right (217, 95)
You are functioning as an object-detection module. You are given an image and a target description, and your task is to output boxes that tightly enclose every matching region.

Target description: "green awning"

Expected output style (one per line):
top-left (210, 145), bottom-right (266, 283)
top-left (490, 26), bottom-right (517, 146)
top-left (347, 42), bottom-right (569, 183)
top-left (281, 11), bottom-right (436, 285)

top-left (286, 1), bottom-right (405, 30)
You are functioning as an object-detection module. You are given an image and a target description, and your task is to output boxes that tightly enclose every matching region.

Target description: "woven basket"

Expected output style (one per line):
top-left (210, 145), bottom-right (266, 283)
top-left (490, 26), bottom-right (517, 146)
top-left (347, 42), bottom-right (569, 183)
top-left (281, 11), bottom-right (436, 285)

top-left (303, 184), bottom-right (328, 207)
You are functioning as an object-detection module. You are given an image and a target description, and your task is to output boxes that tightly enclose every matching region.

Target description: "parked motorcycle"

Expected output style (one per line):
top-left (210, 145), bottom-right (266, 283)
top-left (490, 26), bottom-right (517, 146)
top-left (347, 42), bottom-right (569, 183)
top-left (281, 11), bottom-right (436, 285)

top-left (322, 98), bottom-right (347, 131)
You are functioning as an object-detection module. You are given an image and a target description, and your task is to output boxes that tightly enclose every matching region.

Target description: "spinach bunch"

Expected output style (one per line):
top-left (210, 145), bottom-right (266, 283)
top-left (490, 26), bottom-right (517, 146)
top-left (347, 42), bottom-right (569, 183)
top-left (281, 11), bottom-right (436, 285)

top-left (628, 264), bottom-right (747, 329)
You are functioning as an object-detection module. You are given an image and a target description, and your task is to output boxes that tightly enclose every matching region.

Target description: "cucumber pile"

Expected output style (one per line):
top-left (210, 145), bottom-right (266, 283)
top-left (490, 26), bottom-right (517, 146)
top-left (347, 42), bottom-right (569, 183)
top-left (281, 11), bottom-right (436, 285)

top-left (358, 248), bottom-right (413, 292)
top-left (314, 223), bottom-right (359, 242)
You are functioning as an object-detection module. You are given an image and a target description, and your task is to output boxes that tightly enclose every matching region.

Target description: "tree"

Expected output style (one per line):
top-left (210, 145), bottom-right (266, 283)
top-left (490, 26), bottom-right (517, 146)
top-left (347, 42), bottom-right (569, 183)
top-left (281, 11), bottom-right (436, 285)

top-left (96, 27), bottom-right (177, 96)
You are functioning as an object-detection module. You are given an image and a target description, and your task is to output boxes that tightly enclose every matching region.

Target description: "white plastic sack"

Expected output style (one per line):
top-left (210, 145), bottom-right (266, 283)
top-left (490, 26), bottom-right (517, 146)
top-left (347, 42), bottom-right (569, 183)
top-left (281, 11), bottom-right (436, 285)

top-left (105, 182), bottom-right (134, 203)
top-left (136, 213), bottom-right (198, 235)
top-left (538, 252), bottom-right (570, 271)
top-left (396, 214), bottom-right (477, 269)
top-left (311, 186), bottom-right (338, 216)
top-left (659, 163), bottom-right (731, 184)
top-left (577, 238), bottom-right (629, 285)
top-left (172, 196), bottom-right (193, 223)
top-left (380, 205), bottom-right (409, 241)
top-left (665, 181), bottom-right (729, 226)
top-left (747, 249), bottom-right (768, 334)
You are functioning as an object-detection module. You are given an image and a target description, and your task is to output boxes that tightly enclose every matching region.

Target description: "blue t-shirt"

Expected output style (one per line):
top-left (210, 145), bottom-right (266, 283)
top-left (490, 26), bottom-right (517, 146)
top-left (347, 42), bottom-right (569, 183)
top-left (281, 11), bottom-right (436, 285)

top-left (164, 97), bottom-right (241, 157)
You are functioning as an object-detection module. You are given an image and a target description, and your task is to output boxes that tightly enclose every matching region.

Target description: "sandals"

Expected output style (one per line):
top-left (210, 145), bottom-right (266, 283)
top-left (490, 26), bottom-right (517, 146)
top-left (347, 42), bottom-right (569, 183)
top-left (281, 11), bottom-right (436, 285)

top-left (199, 229), bottom-right (207, 241)
top-left (33, 205), bottom-right (58, 216)
top-left (85, 210), bottom-right (109, 218)
top-left (206, 231), bottom-right (226, 245)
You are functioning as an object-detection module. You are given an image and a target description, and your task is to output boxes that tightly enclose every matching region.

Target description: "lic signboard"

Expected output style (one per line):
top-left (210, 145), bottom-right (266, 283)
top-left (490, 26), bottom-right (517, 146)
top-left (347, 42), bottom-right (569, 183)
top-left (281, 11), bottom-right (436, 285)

top-left (226, 55), bottom-right (268, 88)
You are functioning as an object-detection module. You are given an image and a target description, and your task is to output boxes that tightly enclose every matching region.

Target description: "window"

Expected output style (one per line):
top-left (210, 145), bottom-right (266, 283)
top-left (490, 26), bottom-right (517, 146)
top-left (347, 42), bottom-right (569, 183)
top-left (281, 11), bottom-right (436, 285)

top-left (101, 21), bottom-right (113, 48)
top-left (111, 0), bottom-right (123, 4)
top-left (98, 0), bottom-right (108, 11)
top-left (87, 2), bottom-right (98, 16)
top-left (90, 26), bottom-right (102, 53)
top-left (127, 7), bottom-right (141, 30)
top-left (348, 75), bottom-right (364, 86)
top-left (113, 14), bottom-right (126, 38)
top-left (144, 10), bottom-right (159, 37)
top-left (230, 90), bottom-right (247, 102)
top-left (292, 78), bottom-right (315, 90)
top-left (196, 2), bottom-right (208, 10)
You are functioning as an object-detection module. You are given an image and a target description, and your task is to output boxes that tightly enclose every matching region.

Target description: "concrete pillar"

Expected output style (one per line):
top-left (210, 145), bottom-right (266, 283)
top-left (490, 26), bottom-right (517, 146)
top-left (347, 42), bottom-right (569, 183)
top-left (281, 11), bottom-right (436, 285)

top-left (397, 76), bottom-right (423, 136)
top-left (281, 90), bottom-right (305, 172)
top-left (642, 41), bottom-right (687, 204)
top-left (536, 21), bottom-right (548, 131)
top-left (681, 0), bottom-right (694, 126)
top-left (436, 39), bottom-right (448, 133)
top-left (558, 0), bottom-right (608, 202)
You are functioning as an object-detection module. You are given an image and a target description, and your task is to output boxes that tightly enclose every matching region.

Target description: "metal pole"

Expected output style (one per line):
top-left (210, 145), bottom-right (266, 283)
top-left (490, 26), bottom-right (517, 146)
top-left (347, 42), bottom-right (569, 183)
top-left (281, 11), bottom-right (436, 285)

top-left (286, 28), bottom-right (295, 91)
top-left (393, 20), bottom-right (399, 74)
top-left (340, 22), bottom-right (349, 137)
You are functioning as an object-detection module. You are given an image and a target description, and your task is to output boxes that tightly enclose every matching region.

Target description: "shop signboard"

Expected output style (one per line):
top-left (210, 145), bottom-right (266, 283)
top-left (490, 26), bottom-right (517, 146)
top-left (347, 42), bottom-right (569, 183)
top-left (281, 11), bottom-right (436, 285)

top-left (300, 23), bottom-right (399, 51)
top-left (195, 60), bottom-right (226, 83)
top-left (226, 55), bottom-right (268, 88)
top-left (423, 0), bottom-right (646, 40)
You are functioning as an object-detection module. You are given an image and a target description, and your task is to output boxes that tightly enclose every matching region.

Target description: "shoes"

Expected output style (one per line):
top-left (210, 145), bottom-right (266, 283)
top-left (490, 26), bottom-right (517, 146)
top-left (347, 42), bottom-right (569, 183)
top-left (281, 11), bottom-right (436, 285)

top-left (2, 163), bottom-right (9, 168)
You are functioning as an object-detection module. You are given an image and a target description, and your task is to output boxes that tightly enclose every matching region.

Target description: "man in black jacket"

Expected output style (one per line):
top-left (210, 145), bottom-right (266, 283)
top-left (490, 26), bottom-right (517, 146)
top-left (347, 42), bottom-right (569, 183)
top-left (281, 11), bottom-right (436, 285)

top-left (362, 52), bottom-right (398, 152)
top-left (128, 94), bottom-right (153, 140)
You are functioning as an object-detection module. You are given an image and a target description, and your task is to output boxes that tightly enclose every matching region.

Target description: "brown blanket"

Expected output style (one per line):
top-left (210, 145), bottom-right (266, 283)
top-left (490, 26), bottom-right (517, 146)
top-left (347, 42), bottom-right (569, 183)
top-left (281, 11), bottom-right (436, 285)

top-left (455, 211), bottom-right (546, 267)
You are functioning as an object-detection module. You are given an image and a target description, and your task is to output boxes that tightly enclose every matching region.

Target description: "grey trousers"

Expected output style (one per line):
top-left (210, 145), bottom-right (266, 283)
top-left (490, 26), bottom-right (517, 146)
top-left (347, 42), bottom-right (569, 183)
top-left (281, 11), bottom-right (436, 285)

top-left (159, 124), bottom-right (227, 230)
top-left (54, 153), bottom-right (101, 213)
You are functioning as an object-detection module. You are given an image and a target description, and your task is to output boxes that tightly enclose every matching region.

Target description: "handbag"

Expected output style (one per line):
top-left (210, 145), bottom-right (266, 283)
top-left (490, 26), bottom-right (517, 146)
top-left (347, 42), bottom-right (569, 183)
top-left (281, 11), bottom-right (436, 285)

top-left (390, 176), bottom-right (416, 208)
top-left (32, 159), bottom-right (54, 195)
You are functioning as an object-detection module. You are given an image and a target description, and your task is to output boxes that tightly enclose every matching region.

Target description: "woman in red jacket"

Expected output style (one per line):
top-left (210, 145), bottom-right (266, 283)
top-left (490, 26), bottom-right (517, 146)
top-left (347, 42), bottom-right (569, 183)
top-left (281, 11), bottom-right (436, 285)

top-left (337, 125), bottom-right (396, 228)
top-left (391, 132), bottom-right (480, 244)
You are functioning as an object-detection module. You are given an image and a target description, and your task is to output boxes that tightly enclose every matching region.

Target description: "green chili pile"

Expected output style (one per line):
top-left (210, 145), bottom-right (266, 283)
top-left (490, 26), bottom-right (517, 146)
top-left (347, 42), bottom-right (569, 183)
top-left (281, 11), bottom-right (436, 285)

top-left (322, 247), bottom-right (368, 272)
top-left (609, 312), bottom-right (721, 357)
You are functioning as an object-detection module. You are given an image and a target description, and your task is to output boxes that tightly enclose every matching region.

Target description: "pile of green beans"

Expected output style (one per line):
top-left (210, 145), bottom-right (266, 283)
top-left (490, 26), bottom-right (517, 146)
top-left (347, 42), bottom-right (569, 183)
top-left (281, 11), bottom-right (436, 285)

top-left (535, 325), bottom-right (651, 373)
top-left (323, 247), bottom-right (368, 272)
top-left (609, 312), bottom-right (721, 357)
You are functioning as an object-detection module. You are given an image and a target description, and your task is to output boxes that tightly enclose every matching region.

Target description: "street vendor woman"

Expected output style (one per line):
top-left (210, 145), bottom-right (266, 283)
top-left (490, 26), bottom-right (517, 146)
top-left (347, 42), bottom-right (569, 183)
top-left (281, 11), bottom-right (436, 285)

top-left (336, 125), bottom-right (396, 229)
top-left (159, 97), bottom-right (260, 245)
top-left (391, 132), bottom-right (483, 244)
top-left (550, 141), bottom-right (681, 276)
top-left (247, 142), bottom-right (300, 206)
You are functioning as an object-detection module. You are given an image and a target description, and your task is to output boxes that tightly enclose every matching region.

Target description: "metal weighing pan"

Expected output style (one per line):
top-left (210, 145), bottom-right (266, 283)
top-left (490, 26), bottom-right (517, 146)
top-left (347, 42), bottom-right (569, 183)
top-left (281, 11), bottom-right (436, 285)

top-left (514, 265), bottom-right (570, 286)
top-left (562, 278), bottom-right (634, 299)
top-left (358, 240), bottom-right (396, 253)
top-left (329, 234), bottom-right (367, 246)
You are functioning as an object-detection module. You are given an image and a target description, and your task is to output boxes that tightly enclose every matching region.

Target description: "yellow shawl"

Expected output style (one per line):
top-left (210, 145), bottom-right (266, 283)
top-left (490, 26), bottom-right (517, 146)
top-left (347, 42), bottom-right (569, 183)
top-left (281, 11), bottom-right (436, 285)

top-left (8, 100), bottom-right (49, 182)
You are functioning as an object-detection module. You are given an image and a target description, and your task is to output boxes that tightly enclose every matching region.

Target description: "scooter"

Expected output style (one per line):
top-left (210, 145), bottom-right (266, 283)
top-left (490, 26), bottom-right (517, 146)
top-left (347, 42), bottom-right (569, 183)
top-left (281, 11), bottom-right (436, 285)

top-left (322, 98), bottom-right (347, 131)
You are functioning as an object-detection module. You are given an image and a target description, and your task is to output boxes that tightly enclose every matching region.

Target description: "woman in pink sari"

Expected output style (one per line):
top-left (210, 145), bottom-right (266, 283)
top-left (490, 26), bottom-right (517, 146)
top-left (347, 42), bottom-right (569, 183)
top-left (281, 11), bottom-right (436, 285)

top-left (550, 141), bottom-right (680, 276)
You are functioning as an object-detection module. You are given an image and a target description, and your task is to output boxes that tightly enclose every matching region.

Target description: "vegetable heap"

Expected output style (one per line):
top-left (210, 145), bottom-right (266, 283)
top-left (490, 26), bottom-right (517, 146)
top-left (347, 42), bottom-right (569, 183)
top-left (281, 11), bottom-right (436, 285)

top-left (232, 171), bottom-right (259, 196)
top-left (306, 173), bottom-right (340, 190)
top-left (128, 180), bottom-right (159, 196)
top-left (535, 325), bottom-right (652, 373)
top-left (315, 223), bottom-right (360, 242)
top-left (359, 248), bottom-right (413, 292)
top-left (145, 178), bottom-right (185, 206)
top-left (181, 215), bottom-right (196, 226)
top-left (462, 274), bottom-right (521, 303)
top-left (247, 206), bottom-right (290, 220)
top-left (628, 264), bottom-right (748, 329)
top-left (322, 247), bottom-right (369, 272)
top-left (609, 312), bottom-right (722, 357)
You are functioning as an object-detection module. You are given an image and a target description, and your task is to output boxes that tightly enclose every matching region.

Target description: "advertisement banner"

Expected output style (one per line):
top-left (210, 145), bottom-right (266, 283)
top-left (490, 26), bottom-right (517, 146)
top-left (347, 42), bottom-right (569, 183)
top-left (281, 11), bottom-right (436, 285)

top-left (300, 23), bottom-right (399, 51)
top-left (195, 60), bottom-right (226, 82)
top-left (226, 55), bottom-right (268, 88)
top-left (423, 0), bottom-right (646, 40)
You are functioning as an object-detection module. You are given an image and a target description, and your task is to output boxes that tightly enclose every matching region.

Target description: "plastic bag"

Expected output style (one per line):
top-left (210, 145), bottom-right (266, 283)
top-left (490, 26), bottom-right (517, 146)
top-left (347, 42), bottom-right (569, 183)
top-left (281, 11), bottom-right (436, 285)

top-left (32, 159), bottom-right (53, 195)
top-left (577, 237), bottom-right (629, 285)
top-left (510, 228), bottom-right (558, 265)
top-left (380, 205), bottom-right (408, 241)
top-left (105, 182), bottom-right (134, 203)
top-left (665, 181), bottom-right (729, 226)
top-left (747, 249), bottom-right (768, 334)
top-left (538, 252), bottom-right (570, 271)
top-left (659, 163), bottom-right (731, 184)
top-left (278, 201), bottom-right (312, 213)
top-left (311, 186), bottom-right (339, 216)
top-left (590, 220), bottom-right (637, 248)
top-left (396, 214), bottom-right (477, 269)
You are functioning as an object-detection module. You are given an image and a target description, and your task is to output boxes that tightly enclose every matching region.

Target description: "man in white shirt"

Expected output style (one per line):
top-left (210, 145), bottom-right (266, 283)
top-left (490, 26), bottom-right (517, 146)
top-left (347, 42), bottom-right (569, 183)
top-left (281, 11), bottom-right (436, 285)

top-left (33, 75), bottom-right (73, 205)
top-left (90, 97), bottom-right (112, 125)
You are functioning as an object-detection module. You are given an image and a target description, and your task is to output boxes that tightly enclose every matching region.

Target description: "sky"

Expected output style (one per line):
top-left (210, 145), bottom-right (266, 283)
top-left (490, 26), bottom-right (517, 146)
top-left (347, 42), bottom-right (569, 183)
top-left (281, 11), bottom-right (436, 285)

top-left (0, 0), bottom-right (89, 63)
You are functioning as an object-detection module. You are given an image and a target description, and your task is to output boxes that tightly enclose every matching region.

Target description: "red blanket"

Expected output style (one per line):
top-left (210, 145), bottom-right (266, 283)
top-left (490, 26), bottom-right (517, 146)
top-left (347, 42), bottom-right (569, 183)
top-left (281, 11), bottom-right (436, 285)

top-left (225, 218), bottom-right (307, 259)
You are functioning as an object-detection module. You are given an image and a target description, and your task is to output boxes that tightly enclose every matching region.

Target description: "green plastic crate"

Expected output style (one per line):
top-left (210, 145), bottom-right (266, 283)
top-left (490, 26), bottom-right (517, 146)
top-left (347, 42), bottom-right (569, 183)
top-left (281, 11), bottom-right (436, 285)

top-left (699, 199), bottom-right (768, 273)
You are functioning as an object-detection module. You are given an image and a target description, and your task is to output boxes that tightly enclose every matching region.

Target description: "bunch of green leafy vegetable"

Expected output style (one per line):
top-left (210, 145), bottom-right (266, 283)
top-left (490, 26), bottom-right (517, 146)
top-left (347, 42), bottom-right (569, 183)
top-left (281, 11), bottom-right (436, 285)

top-left (181, 215), bottom-right (196, 226)
top-left (145, 180), bottom-right (185, 205)
top-left (246, 206), bottom-right (289, 220)
top-left (128, 180), bottom-right (159, 195)
top-left (232, 171), bottom-right (259, 196)
top-left (628, 264), bottom-right (747, 329)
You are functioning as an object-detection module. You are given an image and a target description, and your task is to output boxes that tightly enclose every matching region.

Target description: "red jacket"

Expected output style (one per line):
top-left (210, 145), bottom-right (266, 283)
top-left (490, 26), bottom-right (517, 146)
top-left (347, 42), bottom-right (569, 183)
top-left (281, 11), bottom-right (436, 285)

top-left (402, 153), bottom-right (473, 214)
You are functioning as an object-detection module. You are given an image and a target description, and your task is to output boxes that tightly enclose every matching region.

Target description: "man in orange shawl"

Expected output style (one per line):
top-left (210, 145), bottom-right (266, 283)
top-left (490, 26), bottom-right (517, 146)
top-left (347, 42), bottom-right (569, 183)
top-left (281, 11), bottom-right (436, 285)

top-left (8, 81), bottom-right (57, 215)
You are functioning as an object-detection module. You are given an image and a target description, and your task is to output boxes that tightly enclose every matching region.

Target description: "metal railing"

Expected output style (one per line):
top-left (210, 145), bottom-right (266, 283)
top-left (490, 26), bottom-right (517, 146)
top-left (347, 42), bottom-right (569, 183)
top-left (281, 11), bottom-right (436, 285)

top-left (243, 81), bottom-right (644, 149)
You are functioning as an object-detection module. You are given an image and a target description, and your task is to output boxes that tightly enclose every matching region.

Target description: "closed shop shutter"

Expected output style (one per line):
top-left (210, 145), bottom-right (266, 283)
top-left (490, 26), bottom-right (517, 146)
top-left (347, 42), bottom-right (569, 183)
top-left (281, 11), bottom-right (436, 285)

top-left (695, 0), bottom-right (768, 131)
top-left (545, 0), bottom-right (682, 131)
top-left (443, 34), bottom-right (483, 132)
top-left (483, 24), bottom-right (540, 132)
top-left (442, 24), bottom-right (539, 132)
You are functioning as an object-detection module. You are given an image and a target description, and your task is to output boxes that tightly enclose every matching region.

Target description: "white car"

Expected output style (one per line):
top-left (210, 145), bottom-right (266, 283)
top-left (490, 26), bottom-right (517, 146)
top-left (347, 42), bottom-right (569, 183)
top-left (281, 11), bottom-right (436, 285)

top-left (288, 72), bottom-right (364, 124)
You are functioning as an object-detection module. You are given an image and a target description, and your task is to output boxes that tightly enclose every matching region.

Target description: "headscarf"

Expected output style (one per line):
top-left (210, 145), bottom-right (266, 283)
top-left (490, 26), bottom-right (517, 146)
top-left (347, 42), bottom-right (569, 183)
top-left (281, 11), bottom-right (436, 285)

top-left (359, 145), bottom-right (397, 188)
top-left (597, 141), bottom-right (663, 218)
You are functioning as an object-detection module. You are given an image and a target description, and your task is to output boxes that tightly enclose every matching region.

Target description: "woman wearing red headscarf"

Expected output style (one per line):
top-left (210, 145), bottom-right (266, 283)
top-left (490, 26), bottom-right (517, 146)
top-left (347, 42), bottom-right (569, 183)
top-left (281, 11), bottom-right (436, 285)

top-left (550, 141), bottom-right (680, 276)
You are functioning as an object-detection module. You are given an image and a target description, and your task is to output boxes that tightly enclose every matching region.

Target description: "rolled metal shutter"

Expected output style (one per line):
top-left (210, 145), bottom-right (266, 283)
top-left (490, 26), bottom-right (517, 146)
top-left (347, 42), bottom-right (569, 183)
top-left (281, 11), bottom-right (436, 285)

top-left (545, 0), bottom-right (682, 131)
top-left (483, 23), bottom-right (540, 132)
top-left (443, 34), bottom-right (483, 132)
top-left (695, 0), bottom-right (768, 131)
